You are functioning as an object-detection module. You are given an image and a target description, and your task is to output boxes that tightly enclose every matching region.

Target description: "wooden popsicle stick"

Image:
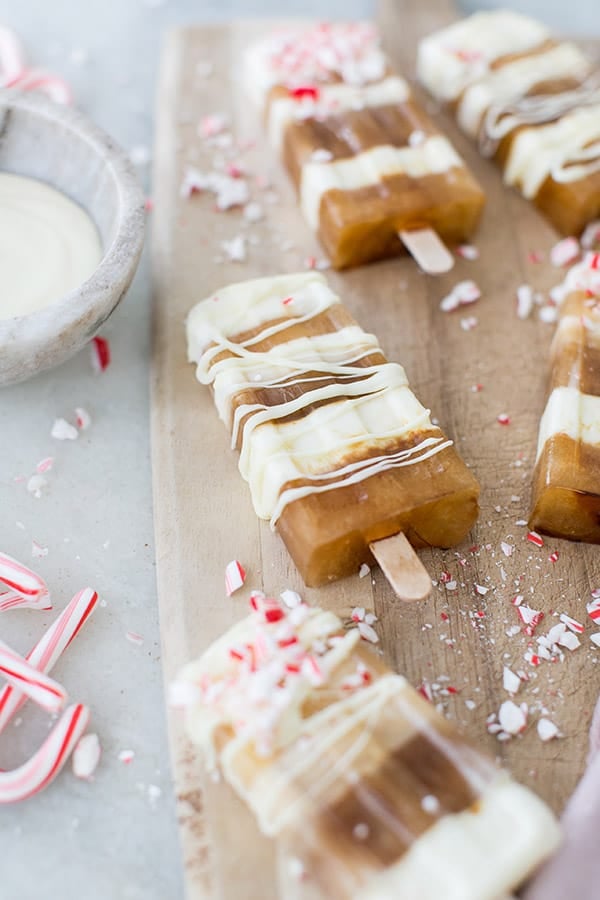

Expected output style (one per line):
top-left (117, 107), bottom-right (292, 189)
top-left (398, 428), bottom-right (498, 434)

top-left (399, 227), bottom-right (455, 274)
top-left (369, 532), bottom-right (432, 602)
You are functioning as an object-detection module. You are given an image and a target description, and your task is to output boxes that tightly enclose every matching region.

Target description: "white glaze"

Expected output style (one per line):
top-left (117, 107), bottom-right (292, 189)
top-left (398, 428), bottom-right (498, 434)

top-left (0, 173), bottom-right (102, 320)
top-left (417, 11), bottom-right (550, 102)
top-left (299, 136), bottom-right (462, 230)
top-left (504, 104), bottom-right (600, 197)
top-left (457, 42), bottom-right (590, 138)
top-left (537, 386), bottom-right (600, 459)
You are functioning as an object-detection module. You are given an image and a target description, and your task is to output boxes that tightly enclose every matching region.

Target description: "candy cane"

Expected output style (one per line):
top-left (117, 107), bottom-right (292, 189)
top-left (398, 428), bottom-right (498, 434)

top-left (0, 587), bottom-right (98, 733)
top-left (15, 69), bottom-right (73, 105)
top-left (0, 551), bottom-right (51, 611)
top-left (0, 26), bottom-right (26, 86)
top-left (0, 703), bottom-right (89, 804)
top-left (0, 639), bottom-right (66, 712)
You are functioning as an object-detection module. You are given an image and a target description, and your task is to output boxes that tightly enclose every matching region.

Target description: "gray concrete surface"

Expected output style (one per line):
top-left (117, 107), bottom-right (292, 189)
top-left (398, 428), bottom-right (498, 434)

top-left (0, 2), bottom-right (594, 899)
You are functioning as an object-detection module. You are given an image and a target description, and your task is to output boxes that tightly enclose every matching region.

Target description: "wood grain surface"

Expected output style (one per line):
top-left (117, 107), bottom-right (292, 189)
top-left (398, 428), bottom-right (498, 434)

top-left (151, 5), bottom-right (600, 897)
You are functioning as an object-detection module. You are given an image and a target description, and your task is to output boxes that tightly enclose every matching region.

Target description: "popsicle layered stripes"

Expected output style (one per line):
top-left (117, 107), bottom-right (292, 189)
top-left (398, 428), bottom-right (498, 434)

top-left (530, 253), bottom-right (600, 541)
top-left (187, 272), bottom-right (480, 584)
top-left (188, 272), bottom-right (451, 526)
top-left (417, 11), bottom-right (600, 234)
top-left (245, 22), bottom-right (484, 267)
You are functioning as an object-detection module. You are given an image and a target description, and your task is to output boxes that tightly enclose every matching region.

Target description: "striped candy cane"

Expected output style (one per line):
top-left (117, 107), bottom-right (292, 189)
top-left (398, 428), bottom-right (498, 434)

top-left (0, 587), bottom-right (98, 802)
top-left (0, 552), bottom-right (51, 611)
top-left (0, 703), bottom-right (89, 804)
top-left (0, 25), bottom-right (72, 104)
top-left (0, 587), bottom-right (98, 732)
top-left (0, 639), bottom-right (66, 712)
top-left (0, 25), bottom-right (25, 85)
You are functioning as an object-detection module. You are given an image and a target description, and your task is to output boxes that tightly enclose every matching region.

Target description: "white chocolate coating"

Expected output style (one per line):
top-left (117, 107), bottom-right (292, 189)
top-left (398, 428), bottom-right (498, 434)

top-left (0, 173), bottom-right (102, 320)
top-left (300, 136), bottom-right (463, 231)
top-left (504, 104), bottom-right (600, 198)
top-left (187, 272), bottom-right (449, 524)
top-left (536, 386), bottom-right (600, 459)
top-left (267, 75), bottom-right (411, 150)
top-left (457, 43), bottom-right (590, 138)
top-left (416, 11), bottom-right (550, 103)
top-left (362, 776), bottom-right (560, 900)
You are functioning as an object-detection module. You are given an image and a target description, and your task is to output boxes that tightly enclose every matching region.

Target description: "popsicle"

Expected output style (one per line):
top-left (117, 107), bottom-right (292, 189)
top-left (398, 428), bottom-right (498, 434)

top-left (530, 252), bottom-right (600, 542)
top-left (176, 595), bottom-right (561, 900)
top-left (417, 11), bottom-right (600, 236)
top-left (244, 22), bottom-right (485, 271)
top-left (187, 271), bottom-right (479, 592)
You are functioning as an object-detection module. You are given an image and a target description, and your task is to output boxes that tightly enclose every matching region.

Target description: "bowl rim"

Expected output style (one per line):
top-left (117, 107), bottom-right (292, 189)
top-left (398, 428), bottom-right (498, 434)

top-left (0, 89), bottom-right (145, 342)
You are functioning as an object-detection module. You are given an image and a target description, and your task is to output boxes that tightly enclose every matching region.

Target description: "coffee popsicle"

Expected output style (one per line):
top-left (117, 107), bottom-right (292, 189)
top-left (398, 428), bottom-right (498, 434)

top-left (177, 595), bottom-right (561, 900)
top-left (187, 271), bottom-right (479, 589)
top-left (417, 10), bottom-right (600, 236)
top-left (245, 22), bottom-right (485, 270)
top-left (530, 252), bottom-right (600, 541)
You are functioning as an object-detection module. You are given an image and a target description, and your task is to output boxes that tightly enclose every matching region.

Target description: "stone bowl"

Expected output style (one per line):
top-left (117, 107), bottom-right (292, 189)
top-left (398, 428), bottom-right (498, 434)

top-left (0, 90), bottom-right (145, 385)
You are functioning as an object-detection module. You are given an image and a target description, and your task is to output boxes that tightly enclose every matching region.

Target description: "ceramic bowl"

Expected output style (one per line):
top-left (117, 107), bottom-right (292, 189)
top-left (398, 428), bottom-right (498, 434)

top-left (0, 90), bottom-right (145, 385)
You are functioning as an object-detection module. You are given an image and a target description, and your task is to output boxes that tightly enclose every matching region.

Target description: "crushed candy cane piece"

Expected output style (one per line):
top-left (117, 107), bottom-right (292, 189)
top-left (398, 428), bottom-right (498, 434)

top-left (118, 749), bottom-right (135, 764)
top-left (51, 418), bottom-right (78, 441)
top-left (557, 630), bottom-right (580, 651)
top-left (516, 284), bottom-right (534, 320)
top-left (31, 541), bottom-right (48, 559)
top-left (440, 279), bottom-right (481, 312)
top-left (280, 589), bottom-right (302, 609)
top-left (539, 305), bottom-right (558, 324)
top-left (456, 244), bottom-right (479, 260)
top-left (199, 113), bottom-right (228, 137)
top-left (527, 531), bottom-right (544, 548)
top-left (180, 166), bottom-right (249, 210)
top-left (498, 700), bottom-right (528, 735)
top-left (26, 474), bottom-right (47, 498)
top-left (474, 584), bottom-right (488, 596)
top-left (225, 560), bottom-right (246, 596)
top-left (91, 336), bottom-right (111, 373)
top-left (550, 236), bottom-right (580, 267)
top-left (221, 235), bottom-right (246, 262)
top-left (75, 407), bottom-right (91, 430)
top-left (72, 733), bottom-right (101, 780)
top-left (35, 457), bottom-right (53, 474)
top-left (537, 718), bottom-right (559, 742)
top-left (351, 607), bottom-right (365, 622)
top-left (497, 413), bottom-right (510, 425)
top-left (587, 597), bottom-right (600, 622)
top-left (243, 202), bottom-right (263, 223)
top-left (503, 667), bottom-right (521, 695)
top-left (358, 563), bottom-right (370, 578)
top-left (581, 220), bottom-right (600, 249)
top-left (357, 621), bottom-right (379, 644)
top-left (125, 631), bottom-right (144, 647)
top-left (500, 541), bottom-right (514, 557)
top-left (559, 613), bottom-right (584, 634)
top-left (460, 315), bottom-right (478, 331)
top-left (590, 633), bottom-right (600, 648)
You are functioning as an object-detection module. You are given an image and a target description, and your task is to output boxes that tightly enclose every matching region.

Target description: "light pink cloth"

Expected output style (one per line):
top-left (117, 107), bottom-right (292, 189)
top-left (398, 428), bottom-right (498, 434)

top-left (522, 698), bottom-right (600, 899)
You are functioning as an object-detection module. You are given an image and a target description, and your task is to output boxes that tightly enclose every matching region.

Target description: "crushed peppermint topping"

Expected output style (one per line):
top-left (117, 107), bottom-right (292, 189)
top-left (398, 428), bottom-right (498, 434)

top-left (439, 279), bottom-right (481, 312)
top-left (51, 418), bottom-right (78, 441)
top-left (225, 560), bottom-right (246, 596)
top-left (550, 236), bottom-right (580, 268)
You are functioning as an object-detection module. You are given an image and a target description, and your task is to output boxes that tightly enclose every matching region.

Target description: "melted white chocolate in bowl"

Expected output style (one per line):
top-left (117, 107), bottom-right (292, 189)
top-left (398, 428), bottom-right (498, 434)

top-left (0, 172), bottom-right (102, 320)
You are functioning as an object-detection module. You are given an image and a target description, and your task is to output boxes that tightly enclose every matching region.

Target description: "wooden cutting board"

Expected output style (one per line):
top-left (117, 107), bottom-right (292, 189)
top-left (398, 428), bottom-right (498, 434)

top-left (151, 3), bottom-right (600, 897)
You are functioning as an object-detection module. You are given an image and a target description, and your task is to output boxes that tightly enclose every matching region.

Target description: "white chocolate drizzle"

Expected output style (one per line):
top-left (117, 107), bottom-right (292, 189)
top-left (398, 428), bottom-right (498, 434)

top-left (187, 273), bottom-right (451, 522)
